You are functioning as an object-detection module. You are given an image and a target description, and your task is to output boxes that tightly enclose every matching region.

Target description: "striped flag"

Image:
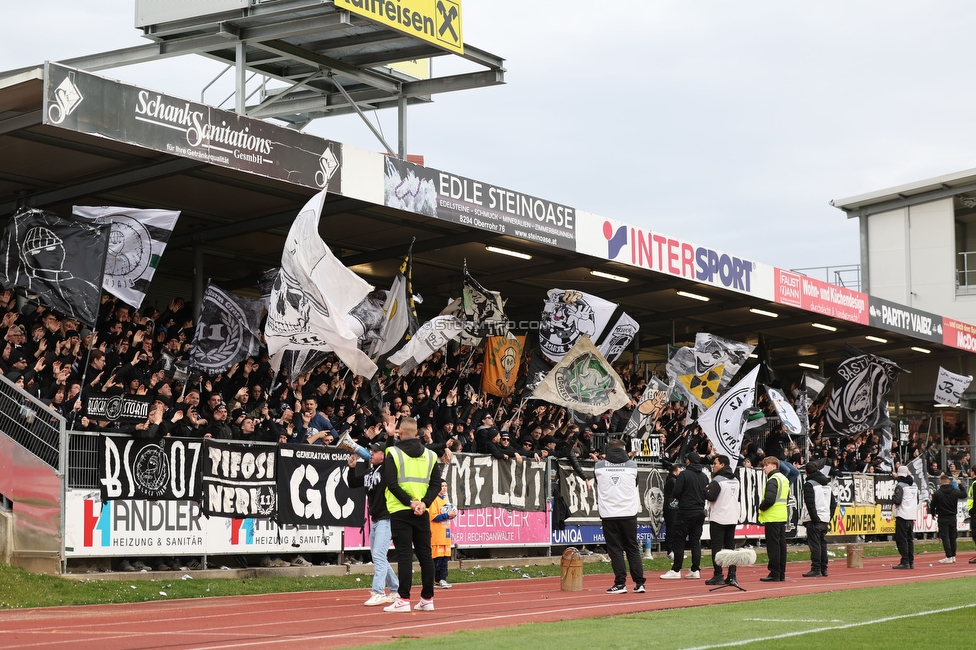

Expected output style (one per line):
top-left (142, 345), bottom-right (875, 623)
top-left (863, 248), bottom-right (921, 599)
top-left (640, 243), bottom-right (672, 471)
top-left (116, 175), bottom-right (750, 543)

top-left (72, 206), bottom-right (180, 309)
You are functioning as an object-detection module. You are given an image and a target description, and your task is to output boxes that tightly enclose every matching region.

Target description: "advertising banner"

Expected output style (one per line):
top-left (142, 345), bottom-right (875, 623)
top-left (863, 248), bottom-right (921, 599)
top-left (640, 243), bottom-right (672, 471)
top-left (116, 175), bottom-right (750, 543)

top-left (943, 317), bottom-right (976, 353)
top-left (44, 63), bottom-right (342, 193)
top-left (336, 0), bottom-right (463, 55)
top-left (574, 213), bottom-right (775, 300)
top-left (65, 489), bottom-right (340, 557)
top-left (451, 506), bottom-right (551, 548)
top-left (774, 268), bottom-right (869, 324)
top-left (384, 158), bottom-right (576, 250)
top-left (868, 297), bottom-right (943, 343)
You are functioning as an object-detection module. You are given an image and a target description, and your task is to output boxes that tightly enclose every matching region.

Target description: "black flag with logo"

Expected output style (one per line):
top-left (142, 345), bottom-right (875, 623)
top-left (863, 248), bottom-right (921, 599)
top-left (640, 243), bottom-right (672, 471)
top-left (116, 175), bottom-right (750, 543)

top-left (825, 343), bottom-right (905, 435)
top-left (188, 282), bottom-right (264, 374)
top-left (99, 435), bottom-right (203, 502)
top-left (275, 445), bottom-right (365, 527)
top-left (0, 207), bottom-right (109, 326)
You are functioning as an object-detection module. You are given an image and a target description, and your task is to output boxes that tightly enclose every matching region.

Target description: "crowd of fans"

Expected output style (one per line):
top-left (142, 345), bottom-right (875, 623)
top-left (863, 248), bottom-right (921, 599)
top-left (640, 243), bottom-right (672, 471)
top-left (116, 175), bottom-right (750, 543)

top-left (0, 288), bottom-right (969, 484)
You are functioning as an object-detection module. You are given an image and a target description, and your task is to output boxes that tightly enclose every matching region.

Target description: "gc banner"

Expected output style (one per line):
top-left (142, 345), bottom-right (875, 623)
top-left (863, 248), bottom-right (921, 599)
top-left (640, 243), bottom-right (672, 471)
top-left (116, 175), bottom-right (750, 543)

top-left (201, 440), bottom-right (277, 519)
top-left (100, 435), bottom-right (202, 502)
top-left (276, 446), bottom-right (365, 527)
top-left (441, 454), bottom-right (547, 512)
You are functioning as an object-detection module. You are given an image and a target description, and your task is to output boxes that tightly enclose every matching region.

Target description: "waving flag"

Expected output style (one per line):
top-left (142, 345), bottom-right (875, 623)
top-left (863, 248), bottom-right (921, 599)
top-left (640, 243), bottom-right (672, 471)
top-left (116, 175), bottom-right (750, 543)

top-left (531, 336), bottom-right (629, 416)
top-left (538, 289), bottom-right (617, 362)
top-left (825, 344), bottom-right (904, 435)
top-left (934, 366), bottom-right (973, 406)
top-left (698, 365), bottom-right (760, 470)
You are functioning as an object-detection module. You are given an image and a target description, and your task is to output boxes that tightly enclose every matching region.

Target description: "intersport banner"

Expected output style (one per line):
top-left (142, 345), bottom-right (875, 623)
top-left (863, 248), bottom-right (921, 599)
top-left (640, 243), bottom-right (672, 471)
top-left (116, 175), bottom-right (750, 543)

top-left (441, 454), bottom-right (547, 512)
top-left (574, 212), bottom-right (775, 300)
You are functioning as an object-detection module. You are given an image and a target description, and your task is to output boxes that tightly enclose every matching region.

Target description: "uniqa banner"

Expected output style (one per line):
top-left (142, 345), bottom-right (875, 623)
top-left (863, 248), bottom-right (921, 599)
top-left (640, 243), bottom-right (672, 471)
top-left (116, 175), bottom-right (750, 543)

top-left (275, 445), bottom-right (365, 527)
top-left (201, 439), bottom-right (277, 519)
top-left (100, 436), bottom-right (203, 502)
top-left (440, 453), bottom-right (547, 512)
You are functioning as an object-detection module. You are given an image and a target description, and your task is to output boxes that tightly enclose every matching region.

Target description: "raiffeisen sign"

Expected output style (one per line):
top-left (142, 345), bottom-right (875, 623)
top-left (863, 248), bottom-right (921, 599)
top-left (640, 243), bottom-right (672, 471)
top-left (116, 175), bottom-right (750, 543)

top-left (575, 212), bottom-right (775, 300)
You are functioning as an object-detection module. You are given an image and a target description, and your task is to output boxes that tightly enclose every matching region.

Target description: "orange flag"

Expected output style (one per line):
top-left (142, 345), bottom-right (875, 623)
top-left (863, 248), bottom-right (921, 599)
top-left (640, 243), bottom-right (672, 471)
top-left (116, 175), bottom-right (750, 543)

top-left (482, 335), bottom-right (525, 397)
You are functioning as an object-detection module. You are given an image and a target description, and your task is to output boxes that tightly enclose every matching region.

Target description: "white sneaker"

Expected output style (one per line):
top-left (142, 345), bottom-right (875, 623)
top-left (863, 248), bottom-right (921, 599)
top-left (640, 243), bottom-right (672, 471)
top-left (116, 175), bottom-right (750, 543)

top-left (290, 555), bottom-right (312, 567)
top-left (952, 556), bottom-right (957, 563)
top-left (384, 598), bottom-right (411, 612)
top-left (686, 570), bottom-right (700, 579)
top-left (364, 593), bottom-right (389, 606)
top-left (660, 570), bottom-right (682, 580)
top-left (667, 552), bottom-right (674, 560)
top-left (414, 598), bottom-right (435, 611)
top-left (939, 557), bottom-right (953, 564)
top-left (383, 593), bottom-right (397, 603)
top-left (436, 579), bottom-right (453, 588)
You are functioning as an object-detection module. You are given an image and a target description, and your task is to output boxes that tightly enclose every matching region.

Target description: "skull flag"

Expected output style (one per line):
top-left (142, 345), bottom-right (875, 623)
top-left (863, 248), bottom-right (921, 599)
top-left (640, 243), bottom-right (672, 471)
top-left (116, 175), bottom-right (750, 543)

top-left (825, 343), bottom-right (905, 435)
top-left (482, 335), bottom-right (525, 397)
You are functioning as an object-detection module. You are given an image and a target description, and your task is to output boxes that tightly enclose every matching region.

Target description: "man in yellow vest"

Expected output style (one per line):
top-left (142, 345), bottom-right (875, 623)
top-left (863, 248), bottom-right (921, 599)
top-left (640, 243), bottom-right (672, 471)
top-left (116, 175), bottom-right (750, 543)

top-left (758, 456), bottom-right (789, 582)
top-left (382, 416), bottom-right (442, 612)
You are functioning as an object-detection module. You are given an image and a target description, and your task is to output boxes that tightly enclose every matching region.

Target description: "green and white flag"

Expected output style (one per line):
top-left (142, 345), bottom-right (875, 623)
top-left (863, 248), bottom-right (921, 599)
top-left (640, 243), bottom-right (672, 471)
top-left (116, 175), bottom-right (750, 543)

top-left (530, 335), bottom-right (629, 416)
top-left (72, 205), bottom-right (180, 309)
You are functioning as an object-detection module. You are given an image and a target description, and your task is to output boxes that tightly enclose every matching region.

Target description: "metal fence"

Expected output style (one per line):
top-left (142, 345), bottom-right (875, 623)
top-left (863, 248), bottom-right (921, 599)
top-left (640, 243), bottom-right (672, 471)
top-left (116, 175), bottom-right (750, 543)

top-left (0, 376), bottom-right (65, 472)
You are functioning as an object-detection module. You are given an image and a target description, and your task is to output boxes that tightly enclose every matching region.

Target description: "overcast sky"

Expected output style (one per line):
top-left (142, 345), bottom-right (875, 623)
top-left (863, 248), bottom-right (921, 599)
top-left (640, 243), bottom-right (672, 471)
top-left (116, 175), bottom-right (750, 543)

top-left (5, 1), bottom-right (976, 278)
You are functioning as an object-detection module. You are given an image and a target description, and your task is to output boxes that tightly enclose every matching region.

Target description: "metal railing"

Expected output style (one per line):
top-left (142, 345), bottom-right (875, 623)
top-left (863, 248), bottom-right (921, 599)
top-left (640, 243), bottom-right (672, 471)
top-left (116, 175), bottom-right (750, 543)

top-left (0, 377), bottom-right (65, 471)
top-left (789, 264), bottom-right (861, 291)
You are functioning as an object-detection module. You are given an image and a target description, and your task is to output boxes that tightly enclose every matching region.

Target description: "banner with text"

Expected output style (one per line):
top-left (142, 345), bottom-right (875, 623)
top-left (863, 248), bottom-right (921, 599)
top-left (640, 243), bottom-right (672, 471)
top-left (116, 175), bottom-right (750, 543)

top-left (99, 436), bottom-right (203, 503)
top-left (384, 158), bottom-right (575, 250)
top-left (774, 268), bottom-right (869, 324)
top-left (275, 446), bottom-right (365, 528)
top-left (201, 440), bottom-right (277, 519)
top-left (440, 454), bottom-right (547, 512)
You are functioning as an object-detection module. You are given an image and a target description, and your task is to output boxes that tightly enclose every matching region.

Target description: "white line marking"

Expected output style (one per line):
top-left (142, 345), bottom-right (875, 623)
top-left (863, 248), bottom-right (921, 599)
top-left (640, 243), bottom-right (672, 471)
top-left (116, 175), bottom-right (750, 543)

top-left (742, 618), bottom-right (842, 623)
top-left (683, 603), bottom-right (976, 650)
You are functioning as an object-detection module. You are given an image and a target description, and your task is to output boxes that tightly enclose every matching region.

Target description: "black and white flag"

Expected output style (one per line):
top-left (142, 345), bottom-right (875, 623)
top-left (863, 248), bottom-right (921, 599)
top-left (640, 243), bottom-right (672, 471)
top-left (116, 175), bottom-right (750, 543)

top-left (667, 333), bottom-right (754, 410)
top-left (99, 435), bottom-right (203, 502)
top-left (698, 365), bottom-right (760, 470)
top-left (825, 343), bottom-right (904, 435)
top-left (72, 206), bottom-right (180, 309)
top-left (189, 283), bottom-right (264, 375)
top-left (0, 207), bottom-right (109, 326)
top-left (85, 392), bottom-right (151, 424)
top-left (265, 191), bottom-right (377, 378)
top-left (442, 264), bottom-right (507, 347)
top-left (622, 376), bottom-right (671, 438)
top-left (934, 366), bottom-right (973, 406)
top-left (538, 289), bottom-right (617, 362)
top-left (388, 314), bottom-right (464, 375)
top-left (275, 445), bottom-right (365, 527)
top-left (597, 311), bottom-right (639, 364)
top-left (201, 439), bottom-right (277, 518)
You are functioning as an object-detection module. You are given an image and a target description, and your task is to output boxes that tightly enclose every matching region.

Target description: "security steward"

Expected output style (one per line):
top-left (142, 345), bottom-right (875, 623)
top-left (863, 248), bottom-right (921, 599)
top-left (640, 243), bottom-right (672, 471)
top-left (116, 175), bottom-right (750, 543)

top-left (758, 456), bottom-right (789, 582)
top-left (383, 416), bottom-right (442, 612)
top-left (892, 465), bottom-right (918, 570)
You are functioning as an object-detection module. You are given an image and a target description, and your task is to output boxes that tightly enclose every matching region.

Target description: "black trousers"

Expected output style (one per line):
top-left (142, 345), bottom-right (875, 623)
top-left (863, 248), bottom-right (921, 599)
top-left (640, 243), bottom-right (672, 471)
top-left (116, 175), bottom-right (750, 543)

top-left (664, 509), bottom-right (678, 553)
top-left (391, 510), bottom-right (435, 601)
top-left (764, 521), bottom-right (787, 577)
top-left (938, 517), bottom-right (958, 558)
top-left (806, 521), bottom-right (829, 573)
top-left (603, 516), bottom-right (645, 587)
top-left (708, 522), bottom-right (735, 576)
top-left (894, 517), bottom-right (915, 566)
top-left (671, 512), bottom-right (705, 572)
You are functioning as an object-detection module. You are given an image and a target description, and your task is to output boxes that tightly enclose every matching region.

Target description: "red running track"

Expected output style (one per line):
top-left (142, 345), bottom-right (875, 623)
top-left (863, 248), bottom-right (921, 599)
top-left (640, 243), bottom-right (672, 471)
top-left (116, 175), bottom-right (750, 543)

top-left (3, 554), bottom-right (975, 649)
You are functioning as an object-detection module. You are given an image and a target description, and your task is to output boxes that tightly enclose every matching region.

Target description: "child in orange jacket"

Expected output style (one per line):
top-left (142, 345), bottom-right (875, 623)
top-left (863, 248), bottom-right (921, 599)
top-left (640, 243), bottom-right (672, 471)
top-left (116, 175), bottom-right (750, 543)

top-left (430, 480), bottom-right (457, 588)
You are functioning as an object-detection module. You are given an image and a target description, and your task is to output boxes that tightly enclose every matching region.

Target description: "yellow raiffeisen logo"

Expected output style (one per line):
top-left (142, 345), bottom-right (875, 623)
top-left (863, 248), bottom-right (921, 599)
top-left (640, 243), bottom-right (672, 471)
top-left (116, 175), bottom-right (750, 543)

top-left (337, 0), bottom-right (463, 55)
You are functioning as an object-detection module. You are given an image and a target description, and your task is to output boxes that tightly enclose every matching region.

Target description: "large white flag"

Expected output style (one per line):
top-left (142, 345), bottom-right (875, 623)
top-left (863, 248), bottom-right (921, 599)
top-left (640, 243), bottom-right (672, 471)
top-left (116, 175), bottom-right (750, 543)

top-left (539, 289), bottom-right (617, 362)
top-left (598, 311), bottom-right (639, 363)
top-left (697, 365), bottom-right (760, 470)
top-left (934, 366), bottom-right (973, 406)
top-left (765, 385), bottom-right (802, 435)
top-left (265, 191), bottom-right (377, 378)
top-left (906, 455), bottom-right (930, 503)
top-left (373, 247), bottom-right (419, 357)
top-left (388, 315), bottom-right (464, 375)
top-left (531, 335), bottom-right (630, 416)
top-left (72, 205), bottom-right (180, 309)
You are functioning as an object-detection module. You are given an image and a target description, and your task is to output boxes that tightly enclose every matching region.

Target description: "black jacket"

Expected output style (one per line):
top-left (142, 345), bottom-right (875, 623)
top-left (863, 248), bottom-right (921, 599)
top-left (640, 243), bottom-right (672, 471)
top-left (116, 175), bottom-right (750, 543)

top-left (672, 462), bottom-right (708, 515)
top-left (348, 458), bottom-right (393, 522)
top-left (930, 482), bottom-right (967, 519)
top-left (801, 470), bottom-right (837, 524)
